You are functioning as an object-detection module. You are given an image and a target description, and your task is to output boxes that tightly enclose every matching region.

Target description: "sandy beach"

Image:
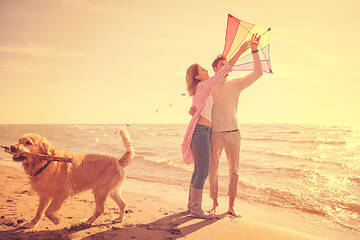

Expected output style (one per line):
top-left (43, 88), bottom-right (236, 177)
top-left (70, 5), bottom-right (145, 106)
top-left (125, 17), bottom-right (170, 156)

top-left (0, 165), bottom-right (358, 240)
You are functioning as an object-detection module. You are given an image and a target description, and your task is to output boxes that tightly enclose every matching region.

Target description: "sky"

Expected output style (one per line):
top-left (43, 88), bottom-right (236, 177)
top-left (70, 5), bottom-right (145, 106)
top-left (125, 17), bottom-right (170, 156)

top-left (0, 0), bottom-right (359, 125)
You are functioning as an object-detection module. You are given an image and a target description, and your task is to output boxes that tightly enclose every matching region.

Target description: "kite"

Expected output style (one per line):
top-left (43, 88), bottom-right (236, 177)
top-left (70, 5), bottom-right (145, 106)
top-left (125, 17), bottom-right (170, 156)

top-left (223, 14), bottom-right (272, 74)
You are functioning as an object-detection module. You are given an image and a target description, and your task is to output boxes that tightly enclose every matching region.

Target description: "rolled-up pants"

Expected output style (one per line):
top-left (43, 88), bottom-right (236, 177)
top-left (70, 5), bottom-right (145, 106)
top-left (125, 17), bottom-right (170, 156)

top-left (209, 130), bottom-right (240, 199)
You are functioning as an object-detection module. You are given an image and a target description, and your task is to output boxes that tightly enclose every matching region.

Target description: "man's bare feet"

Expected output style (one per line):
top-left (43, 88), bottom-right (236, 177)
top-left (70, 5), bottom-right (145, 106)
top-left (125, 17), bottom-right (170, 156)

top-left (228, 197), bottom-right (241, 217)
top-left (228, 207), bottom-right (241, 218)
top-left (208, 199), bottom-right (219, 214)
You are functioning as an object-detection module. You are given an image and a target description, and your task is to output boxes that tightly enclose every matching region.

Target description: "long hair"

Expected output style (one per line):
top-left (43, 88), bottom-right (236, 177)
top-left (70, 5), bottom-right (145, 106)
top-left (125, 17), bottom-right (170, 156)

top-left (186, 64), bottom-right (200, 96)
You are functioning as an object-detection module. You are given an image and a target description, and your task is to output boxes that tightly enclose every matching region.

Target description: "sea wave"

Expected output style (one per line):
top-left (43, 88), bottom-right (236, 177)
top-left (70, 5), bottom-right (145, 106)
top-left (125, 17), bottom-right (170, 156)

top-left (268, 131), bottom-right (302, 134)
top-left (145, 132), bottom-right (182, 137)
top-left (296, 140), bottom-right (346, 146)
top-left (135, 151), bottom-right (158, 157)
top-left (244, 136), bottom-right (346, 146)
top-left (236, 180), bottom-right (359, 231)
top-left (264, 151), bottom-right (350, 169)
top-left (236, 181), bottom-right (328, 217)
top-left (132, 154), bottom-right (192, 173)
top-left (338, 202), bottom-right (360, 215)
top-left (147, 133), bottom-right (162, 136)
top-left (349, 177), bottom-right (360, 184)
top-left (265, 151), bottom-right (307, 160)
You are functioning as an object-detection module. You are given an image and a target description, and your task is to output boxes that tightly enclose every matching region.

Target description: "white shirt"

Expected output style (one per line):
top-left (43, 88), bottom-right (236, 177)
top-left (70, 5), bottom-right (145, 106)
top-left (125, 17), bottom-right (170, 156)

top-left (200, 93), bottom-right (213, 122)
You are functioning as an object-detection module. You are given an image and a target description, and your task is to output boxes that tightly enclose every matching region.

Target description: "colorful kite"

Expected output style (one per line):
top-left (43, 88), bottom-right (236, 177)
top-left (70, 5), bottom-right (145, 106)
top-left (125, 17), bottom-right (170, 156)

top-left (223, 14), bottom-right (272, 74)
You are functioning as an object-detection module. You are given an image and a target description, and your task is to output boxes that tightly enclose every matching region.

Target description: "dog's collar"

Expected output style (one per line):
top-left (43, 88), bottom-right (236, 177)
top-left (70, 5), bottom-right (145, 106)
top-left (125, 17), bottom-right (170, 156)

top-left (32, 161), bottom-right (51, 178)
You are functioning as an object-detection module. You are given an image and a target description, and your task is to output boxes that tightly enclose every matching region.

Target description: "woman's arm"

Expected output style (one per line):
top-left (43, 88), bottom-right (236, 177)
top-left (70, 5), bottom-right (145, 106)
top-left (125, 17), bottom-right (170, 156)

top-left (198, 36), bottom-right (253, 91)
top-left (192, 36), bottom-right (256, 106)
top-left (228, 40), bottom-right (251, 67)
top-left (198, 61), bottom-right (232, 91)
top-left (191, 61), bottom-right (232, 109)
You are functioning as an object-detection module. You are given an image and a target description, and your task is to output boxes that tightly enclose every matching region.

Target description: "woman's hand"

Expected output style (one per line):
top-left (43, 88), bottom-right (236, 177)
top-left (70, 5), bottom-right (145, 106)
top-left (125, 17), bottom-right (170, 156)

top-left (250, 33), bottom-right (261, 51)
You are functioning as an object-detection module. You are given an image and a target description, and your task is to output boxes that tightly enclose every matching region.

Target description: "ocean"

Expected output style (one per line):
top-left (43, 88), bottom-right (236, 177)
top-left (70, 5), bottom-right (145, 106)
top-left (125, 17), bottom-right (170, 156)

top-left (0, 124), bottom-right (359, 232)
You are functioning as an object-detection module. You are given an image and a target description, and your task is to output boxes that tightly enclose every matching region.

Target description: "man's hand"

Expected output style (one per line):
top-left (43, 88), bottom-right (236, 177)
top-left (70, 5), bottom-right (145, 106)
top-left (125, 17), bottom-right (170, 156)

top-left (250, 33), bottom-right (261, 51)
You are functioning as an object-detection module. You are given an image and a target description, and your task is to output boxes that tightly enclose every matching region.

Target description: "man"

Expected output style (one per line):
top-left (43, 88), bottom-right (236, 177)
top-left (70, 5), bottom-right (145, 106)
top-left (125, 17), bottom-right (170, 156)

top-left (189, 35), bottom-right (263, 217)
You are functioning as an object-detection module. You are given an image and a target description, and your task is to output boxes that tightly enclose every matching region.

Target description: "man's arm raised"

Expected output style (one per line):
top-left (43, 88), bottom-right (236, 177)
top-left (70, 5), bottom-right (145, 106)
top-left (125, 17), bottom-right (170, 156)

top-left (232, 33), bottom-right (263, 91)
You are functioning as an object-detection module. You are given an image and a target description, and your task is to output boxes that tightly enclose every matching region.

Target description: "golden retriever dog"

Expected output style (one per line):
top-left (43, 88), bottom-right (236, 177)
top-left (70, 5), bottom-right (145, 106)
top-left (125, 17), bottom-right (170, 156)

top-left (9, 129), bottom-right (134, 228)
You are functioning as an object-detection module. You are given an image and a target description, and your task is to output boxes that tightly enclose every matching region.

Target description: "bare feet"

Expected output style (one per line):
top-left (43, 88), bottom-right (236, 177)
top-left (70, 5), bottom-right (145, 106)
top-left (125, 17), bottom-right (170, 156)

top-left (112, 216), bottom-right (125, 223)
top-left (20, 221), bottom-right (37, 229)
top-left (228, 197), bottom-right (241, 217)
top-left (228, 207), bottom-right (241, 218)
top-left (208, 199), bottom-right (219, 214)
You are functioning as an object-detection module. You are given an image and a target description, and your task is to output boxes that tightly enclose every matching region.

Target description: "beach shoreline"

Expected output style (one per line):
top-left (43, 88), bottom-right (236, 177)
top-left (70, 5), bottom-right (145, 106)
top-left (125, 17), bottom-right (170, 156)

top-left (0, 165), bottom-right (358, 240)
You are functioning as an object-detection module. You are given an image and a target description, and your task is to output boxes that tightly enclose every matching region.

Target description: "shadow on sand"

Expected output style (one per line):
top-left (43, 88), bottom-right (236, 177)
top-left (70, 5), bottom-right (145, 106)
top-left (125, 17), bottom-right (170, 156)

top-left (0, 211), bottom-right (229, 240)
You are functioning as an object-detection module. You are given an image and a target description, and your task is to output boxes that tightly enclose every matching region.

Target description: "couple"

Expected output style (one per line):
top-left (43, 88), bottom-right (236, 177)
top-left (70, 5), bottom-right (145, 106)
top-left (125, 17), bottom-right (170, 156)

top-left (181, 33), bottom-right (263, 219)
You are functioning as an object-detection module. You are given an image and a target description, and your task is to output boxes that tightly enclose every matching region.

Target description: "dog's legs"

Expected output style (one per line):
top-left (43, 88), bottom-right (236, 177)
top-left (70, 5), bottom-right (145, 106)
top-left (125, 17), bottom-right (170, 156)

top-left (110, 191), bottom-right (126, 223)
top-left (85, 193), bottom-right (107, 224)
top-left (21, 195), bottom-right (51, 229)
top-left (44, 195), bottom-right (67, 225)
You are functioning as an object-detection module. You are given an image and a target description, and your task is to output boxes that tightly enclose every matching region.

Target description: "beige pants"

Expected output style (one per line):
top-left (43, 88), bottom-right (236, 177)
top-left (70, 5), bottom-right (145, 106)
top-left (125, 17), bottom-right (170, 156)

top-left (209, 130), bottom-right (240, 199)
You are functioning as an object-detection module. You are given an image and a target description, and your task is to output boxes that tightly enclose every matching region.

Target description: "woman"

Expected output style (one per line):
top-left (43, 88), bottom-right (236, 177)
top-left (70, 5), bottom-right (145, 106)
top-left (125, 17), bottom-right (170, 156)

top-left (182, 34), bottom-right (259, 219)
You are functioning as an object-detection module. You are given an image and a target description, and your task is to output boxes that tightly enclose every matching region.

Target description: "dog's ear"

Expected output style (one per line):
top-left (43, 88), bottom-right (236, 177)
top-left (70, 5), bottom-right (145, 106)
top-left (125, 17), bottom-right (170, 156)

top-left (41, 141), bottom-right (56, 156)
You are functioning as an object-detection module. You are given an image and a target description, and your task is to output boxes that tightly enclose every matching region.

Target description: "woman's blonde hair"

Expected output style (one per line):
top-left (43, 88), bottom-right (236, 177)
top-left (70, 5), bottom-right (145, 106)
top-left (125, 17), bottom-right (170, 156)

top-left (186, 64), bottom-right (200, 96)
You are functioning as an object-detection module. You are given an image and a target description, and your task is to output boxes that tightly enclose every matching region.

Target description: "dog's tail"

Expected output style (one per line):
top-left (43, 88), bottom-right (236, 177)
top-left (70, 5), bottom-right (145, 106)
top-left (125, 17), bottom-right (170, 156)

top-left (118, 128), bottom-right (135, 168)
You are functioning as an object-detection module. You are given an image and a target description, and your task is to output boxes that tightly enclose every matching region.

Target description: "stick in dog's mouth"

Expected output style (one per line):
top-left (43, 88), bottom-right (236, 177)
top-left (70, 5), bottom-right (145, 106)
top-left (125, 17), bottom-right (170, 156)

top-left (2, 145), bottom-right (73, 163)
top-left (13, 154), bottom-right (27, 162)
top-left (12, 153), bottom-right (28, 162)
top-left (1, 145), bottom-right (28, 161)
top-left (1, 145), bottom-right (10, 153)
